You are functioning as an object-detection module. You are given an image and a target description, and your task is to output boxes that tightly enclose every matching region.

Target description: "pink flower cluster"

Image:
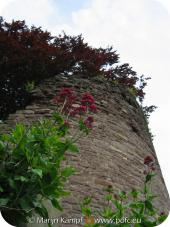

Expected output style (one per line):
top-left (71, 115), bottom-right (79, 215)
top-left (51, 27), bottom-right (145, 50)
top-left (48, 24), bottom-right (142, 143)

top-left (51, 87), bottom-right (98, 129)
top-left (144, 155), bottom-right (156, 172)
top-left (70, 105), bottom-right (87, 116)
top-left (84, 116), bottom-right (94, 129)
top-left (52, 88), bottom-right (76, 104)
top-left (70, 92), bottom-right (98, 116)
top-left (81, 93), bottom-right (94, 105)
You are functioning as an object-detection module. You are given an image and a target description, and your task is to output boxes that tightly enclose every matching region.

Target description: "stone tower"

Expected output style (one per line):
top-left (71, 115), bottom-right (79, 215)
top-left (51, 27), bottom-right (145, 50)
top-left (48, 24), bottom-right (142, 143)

top-left (0, 75), bottom-right (169, 227)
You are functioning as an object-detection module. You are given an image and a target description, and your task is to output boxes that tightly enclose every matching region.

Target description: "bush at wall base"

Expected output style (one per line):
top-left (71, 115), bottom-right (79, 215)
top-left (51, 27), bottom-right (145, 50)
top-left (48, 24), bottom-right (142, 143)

top-left (0, 113), bottom-right (83, 227)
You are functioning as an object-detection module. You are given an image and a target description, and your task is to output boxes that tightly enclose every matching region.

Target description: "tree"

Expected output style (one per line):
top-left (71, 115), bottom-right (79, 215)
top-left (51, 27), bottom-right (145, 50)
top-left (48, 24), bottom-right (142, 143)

top-left (0, 17), bottom-right (147, 120)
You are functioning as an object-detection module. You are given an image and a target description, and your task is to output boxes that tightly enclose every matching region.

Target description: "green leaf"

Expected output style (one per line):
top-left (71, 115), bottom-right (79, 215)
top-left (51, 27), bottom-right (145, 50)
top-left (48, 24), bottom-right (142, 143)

top-left (134, 224), bottom-right (142, 227)
top-left (79, 119), bottom-right (90, 135)
top-left (31, 169), bottom-right (43, 178)
top-left (129, 201), bottom-right (145, 215)
top-left (25, 81), bottom-right (35, 92)
top-left (130, 202), bottom-right (144, 210)
top-left (141, 220), bottom-right (156, 227)
top-left (0, 198), bottom-right (9, 206)
top-left (101, 207), bottom-right (115, 218)
top-left (51, 199), bottom-right (63, 211)
top-left (148, 195), bottom-right (157, 201)
top-left (19, 199), bottom-right (32, 212)
top-left (105, 194), bottom-right (113, 201)
top-left (0, 141), bottom-right (5, 152)
top-left (12, 124), bottom-right (25, 142)
top-left (58, 124), bottom-right (69, 136)
top-left (32, 201), bottom-right (42, 208)
top-left (131, 209), bottom-right (141, 218)
top-left (35, 204), bottom-right (49, 219)
top-left (112, 200), bottom-right (122, 210)
top-left (131, 188), bottom-right (139, 199)
top-left (145, 200), bottom-right (154, 212)
top-left (61, 167), bottom-right (75, 178)
top-left (56, 141), bottom-right (69, 155)
top-left (119, 191), bottom-right (127, 199)
top-left (1, 134), bottom-right (11, 142)
top-left (57, 190), bottom-right (71, 197)
top-left (68, 143), bottom-right (79, 152)
top-left (144, 184), bottom-right (149, 194)
top-left (145, 173), bottom-right (156, 183)
top-left (158, 214), bottom-right (168, 224)
top-left (0, 186), bottom-right (3, 192)
top-left (14, 176), bottom-right (28, 182)
top-left (128, 87), bottom-right (137, 96)
top-left (53, 113), bottom-right (64, 125)
top-left (8, 178), bottom-right (17, 190)
top-left (81, 207), bottom-right (92, 216)
top-left (83, 196), bottom-right (92, 206)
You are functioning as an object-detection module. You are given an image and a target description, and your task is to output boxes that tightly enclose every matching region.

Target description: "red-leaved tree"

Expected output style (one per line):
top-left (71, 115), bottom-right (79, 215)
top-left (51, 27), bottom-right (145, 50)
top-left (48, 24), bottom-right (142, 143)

top-left (0, 17), bottom-right (148, 119)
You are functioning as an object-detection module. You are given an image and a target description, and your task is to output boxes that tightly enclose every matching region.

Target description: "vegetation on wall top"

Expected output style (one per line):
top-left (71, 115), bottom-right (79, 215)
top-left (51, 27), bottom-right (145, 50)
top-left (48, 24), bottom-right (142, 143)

top-left (0, 17), bottom-right (150, 120)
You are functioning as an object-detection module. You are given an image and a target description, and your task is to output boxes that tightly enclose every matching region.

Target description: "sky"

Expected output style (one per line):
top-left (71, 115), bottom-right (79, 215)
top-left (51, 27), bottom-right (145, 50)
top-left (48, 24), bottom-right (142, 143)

top-left (0, 0), bottom-right (170, 224)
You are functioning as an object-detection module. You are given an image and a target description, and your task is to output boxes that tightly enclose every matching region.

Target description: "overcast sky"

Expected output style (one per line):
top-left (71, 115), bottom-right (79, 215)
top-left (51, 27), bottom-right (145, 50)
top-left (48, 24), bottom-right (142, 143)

top-left (0, 0), bottom-right (170, 224)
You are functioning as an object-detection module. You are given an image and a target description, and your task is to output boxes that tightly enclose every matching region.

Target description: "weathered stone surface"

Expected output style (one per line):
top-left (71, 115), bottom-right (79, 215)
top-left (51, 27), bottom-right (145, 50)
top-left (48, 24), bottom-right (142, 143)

top-left (0, 75), bottom-right (169, 226)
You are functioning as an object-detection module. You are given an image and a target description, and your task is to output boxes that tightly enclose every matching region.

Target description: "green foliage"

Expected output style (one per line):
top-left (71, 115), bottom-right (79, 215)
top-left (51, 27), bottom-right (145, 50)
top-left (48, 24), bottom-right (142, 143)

top-left (79, 118), bottom-right (91, 135)
top-left (0, 113), bottom-right (86, 226)
top-left (127, 87), bottom-right (137, 97)
top-left (142, 105), bottom-right (157, 121)
top-left (80, 172), bottom-right (168, 227)
top-left (25, 81), bottom-right (35, 92)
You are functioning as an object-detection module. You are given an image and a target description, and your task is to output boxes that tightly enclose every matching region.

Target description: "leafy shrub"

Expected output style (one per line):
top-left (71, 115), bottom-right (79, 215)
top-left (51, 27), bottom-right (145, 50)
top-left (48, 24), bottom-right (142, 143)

top-left (0, 88), bottom-right (97, 226)
top-left (142, 106), bottom-right (157, 121)
top-left (0, 16), bottom-right (148, 120)
top-left (80, 156), bottom-right (167, 227)
top-left (0, 116), bottom-right (76, 226)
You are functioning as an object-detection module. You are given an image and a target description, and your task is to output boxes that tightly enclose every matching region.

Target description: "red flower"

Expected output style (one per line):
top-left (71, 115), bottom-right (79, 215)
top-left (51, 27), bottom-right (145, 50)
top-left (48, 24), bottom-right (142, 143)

top-left (59, 87), bottom-right (74, 97)
top-left (114, 194), bottom-right (119, 200)
top-left (51, 89), bottom-right (98, 124)
top-left (78, 105), bottom-right (87, 113)
top-left (81, 93), bottom-right (95, 106)
top-left (86, 116), bottom-right (94, 122)
top-left (151, 166), bottom-right (156, 171)
top-left (89, 104), bottom-right (97, 113)
top-left (160, 212), bottom-right (165, 216)
top-left (52, 87), bottom-right (78, 116)
top-left (144, 155), bottom-right (154, 166)
top-left (58, 87), bottom-right (77, 104)
top-left (64, 120), bottom-right (70, 127)
top-left (70, 108), bottom-right (79, 117)
top-left (84, 116), bottom-right (94, 129)
top-left (143, 170), bottom-right (148, 175)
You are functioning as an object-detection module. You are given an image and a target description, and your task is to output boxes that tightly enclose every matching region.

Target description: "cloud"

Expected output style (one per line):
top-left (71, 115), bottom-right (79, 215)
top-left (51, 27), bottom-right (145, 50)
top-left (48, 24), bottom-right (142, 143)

top-left (49, 0), bottom-right (170, 73)
top-left (156, 0), bottom-right (170, 13)
top-left (0, 0), bottom-right (14, 13)
top-left (1, 0), bottom-right (61, 30)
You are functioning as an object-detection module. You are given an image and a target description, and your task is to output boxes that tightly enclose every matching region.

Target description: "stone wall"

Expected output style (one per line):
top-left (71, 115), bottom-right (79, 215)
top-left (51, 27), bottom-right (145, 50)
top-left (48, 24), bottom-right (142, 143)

top-left (0, 75), bottom-right (169, 226)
